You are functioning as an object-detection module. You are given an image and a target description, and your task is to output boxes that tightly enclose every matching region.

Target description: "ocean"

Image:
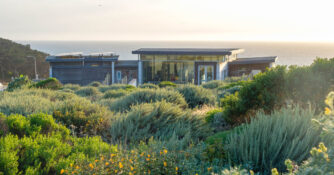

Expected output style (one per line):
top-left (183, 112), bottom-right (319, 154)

top-left (18, 40), bottom-right (334, 66)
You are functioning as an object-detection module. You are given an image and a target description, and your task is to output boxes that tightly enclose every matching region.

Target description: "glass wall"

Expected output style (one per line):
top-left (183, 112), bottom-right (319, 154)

top-left (142, 61), bottom-right (194, 84)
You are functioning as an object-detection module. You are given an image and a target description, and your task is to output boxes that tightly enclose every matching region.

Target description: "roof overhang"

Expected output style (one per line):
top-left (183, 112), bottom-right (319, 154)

top-left (229, 56), bottom-right (278, 65)
top-left (132, 48), bottom-right (244, 55)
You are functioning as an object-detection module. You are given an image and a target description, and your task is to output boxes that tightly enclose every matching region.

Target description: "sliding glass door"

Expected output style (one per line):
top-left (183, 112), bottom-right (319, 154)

top-left (198, 65), bottom-right (214, 85)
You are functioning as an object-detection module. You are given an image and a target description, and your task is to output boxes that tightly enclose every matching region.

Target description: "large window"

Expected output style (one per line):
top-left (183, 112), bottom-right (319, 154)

top-left (143, 61), bottom-right (194, 84)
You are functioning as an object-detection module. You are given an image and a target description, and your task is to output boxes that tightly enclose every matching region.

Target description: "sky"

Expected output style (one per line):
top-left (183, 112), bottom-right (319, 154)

top-left (1, 0), bottom-right (334, 42)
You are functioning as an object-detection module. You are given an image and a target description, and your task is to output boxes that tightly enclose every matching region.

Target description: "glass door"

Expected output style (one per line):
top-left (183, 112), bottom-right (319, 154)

top-left (198, 65), bottom-right (214, 85)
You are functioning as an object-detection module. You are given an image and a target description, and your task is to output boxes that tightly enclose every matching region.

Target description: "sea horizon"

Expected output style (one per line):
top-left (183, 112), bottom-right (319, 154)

top-left (17, 40), bottom-right (334, 66)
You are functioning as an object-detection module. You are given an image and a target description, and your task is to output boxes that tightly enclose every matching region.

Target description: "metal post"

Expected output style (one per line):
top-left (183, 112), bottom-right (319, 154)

top-left (27, 56), bottom-right (38, 80)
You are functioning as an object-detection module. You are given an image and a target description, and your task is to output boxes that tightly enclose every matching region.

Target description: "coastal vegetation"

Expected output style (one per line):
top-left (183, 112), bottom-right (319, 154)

top-left (0, 58), bottom-right (334, 174)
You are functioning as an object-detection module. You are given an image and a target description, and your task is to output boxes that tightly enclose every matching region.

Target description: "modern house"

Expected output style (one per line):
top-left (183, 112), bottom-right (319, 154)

top-left (46, 48), bottom-right (277, 86)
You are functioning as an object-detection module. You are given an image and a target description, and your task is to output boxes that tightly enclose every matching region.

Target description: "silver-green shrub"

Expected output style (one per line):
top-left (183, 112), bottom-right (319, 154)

top-left (176, 84), bottom-right (216, 108)
top-left (108, 89), bottom-right (188, 112)
top-left (109, 101), bottom-right (211, 144)
top-left (226, 107), bottom-right (322, 173)
top-left (0, 89), bottom-right (76, 116)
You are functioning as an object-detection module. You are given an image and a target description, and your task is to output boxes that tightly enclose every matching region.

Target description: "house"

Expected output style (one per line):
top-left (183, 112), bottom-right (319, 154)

top-left (46, 48), bottom-right (277, 86)
top-left (132, 48), bottom-right (277, 85)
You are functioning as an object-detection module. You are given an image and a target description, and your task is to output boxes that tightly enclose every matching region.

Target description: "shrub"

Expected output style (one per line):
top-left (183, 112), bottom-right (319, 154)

top-left (109, 101), bottom-right (211, 144)
top-left (0, 89), bottom-right (76, 116)
top-left (75, 86), bottom-right (101, 98)
top-left (3, 113), bottom-right (70, 138)
top-left (88, 81), bottom-right (102, 87)
top-left (201, 80), bottom-right (226, 89)
top-left (98, 84), bottom-right (136, 93)
top-left (139, 83), bottom-right (159, 89)
top-left (103, 89), bottom-right (128, 99)
top-left (158, 81), bottom-right (176, 88)
top-left (62, 84), bottom-right (81, 91)
top-left (205, 108), bottom-right (223, 123)
top-left (6, 75), bottom-right (32, 92)
top-left (176, 84), bottom-right (216, 108)
top-left (0, 113), bottom-right (8, 136)
top-left (53, 97), bottom-right (111, 136)
top-left (225, 107), bottom-right (322, 173)
top-left (108, 89), bottom-right (187, 112)
top-left (0, 133), bottom-right (115, 175)
top-left (33, 77), bottom-right (62, 90)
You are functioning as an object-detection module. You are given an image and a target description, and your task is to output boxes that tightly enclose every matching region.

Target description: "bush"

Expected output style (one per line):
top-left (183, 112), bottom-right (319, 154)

top-left (0, 133), bottom-right (115, 175)
top-left (201, 80), bottom-right (226, 89)
top-left (33, 77), bottom-right (62, 90)
top-left (75, 86), bottom-right (101, 98)
top-left (158, 81), bottom-right (176, 88)
top-left (98, 84), bottom-right (136, 93)
top-left (6, 75), bottom-right (32, 92)
top-left (53, 97), bottom-right (111, 136)
top-left (109, 101), bottom-right (211, 144)
top-left (103, 89), bottom-right (128, 99)
top-left (177, 84), bottom-right (216, 108)
top-left (0, 89), bottom-right (76, 116)
top-left (62, 84), bottom-right (81, 91)
top-left (88, 81), bottom-right (102, 87)
top-left (3, 113), bottom-right (70, 138)
top-left (108, 89), bottom-right (188, 112)
top-left (139, 83), bottom-right (159, 89)
top-left (204, 108), bottom-right (223, 123)
top-left (225, 107), bottom-right (322, 173)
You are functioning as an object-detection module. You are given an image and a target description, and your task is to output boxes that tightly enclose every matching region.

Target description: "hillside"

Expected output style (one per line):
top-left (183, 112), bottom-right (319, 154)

top-left (0, 37), bottom-right (49, 82)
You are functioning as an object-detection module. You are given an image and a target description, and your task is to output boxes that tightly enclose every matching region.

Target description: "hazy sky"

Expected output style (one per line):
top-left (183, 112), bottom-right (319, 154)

top-left (1, 0), bottom-right (334, 41)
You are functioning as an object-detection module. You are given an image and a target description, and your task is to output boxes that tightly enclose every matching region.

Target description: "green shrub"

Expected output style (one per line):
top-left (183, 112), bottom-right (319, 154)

top-left (139, 83), bottom-right (159, 89)
top-left (33, 77), bottom-right (62, 90)
top-left (205, 108), bottom-right (223, 123)
top-left (88, 81), bottom-right (102, 87)
top-left (0, 89), bottom-right (76, 116)
top-left (109, 101), bottom-right (211, 144)
top-left (226, 107), bottom-right (322, 173)
top-left (62, 84), bottom-right (81, 91)
top-left (0, 134), bottom-right (20, 175)
top-left (282, 142), bottom-right (334, 175)
top-left (3, 113), bottom-right (70, 138)
top-left (158, 81), bottom-right (176, 88)
top-left (201, 80), bottom-right (226, 89)
top-left (103, 89), bottom-right (128, 99)
top-left (98, 84), bottom-right (136, 93)
top-left (53, 97), bottom-right (111, 136)
top-left (75, 86), bottom-right (101, 98)
top-left (0, 133), bottom-right (115, 175)
top-left (0, 113), bottom-right (7, 136)
top-left (108, 89), bottom-right (187, 112)
top-left (176, 84), bottom-right (216, 108)
top-left (6, 75), bottom-right (32, 92)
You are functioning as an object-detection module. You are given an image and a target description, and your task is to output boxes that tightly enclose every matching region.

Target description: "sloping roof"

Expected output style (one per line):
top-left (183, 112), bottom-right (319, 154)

top-left (229, 56), bottom-right (278, 65)
top-left (132, 48), bottom-right (244, 55)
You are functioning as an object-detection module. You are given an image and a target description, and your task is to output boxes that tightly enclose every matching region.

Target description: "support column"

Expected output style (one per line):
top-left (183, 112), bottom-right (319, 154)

top-left (111, 61), bottom-right (115, 84)
top-left (216, 62), bottom-right (220, 80)
top-left (49, 66), bottom-right (52, 78)
top-left (138, 61), bottom-right (142, 86)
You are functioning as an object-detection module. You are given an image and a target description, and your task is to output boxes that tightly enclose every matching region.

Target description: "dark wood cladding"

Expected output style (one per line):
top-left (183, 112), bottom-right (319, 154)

top-left (194, 62), bottom-right (217, 85)
top-left (228, 63), bottom-right (271, 77)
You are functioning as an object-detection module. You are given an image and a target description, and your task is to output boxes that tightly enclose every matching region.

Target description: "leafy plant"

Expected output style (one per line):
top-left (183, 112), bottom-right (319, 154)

top-left (108, 89), bottom-right (187, 112)
top-left (109, 101), bottom-right (211, 144)
top-left (6, 75), bottom-right (32, 92)
top-left (33, 77), bottom-right (62, 90)
top-left (139, 83), bottom-right (159, 89)
top-left (88, 81), bottom-right (102, 87)
top-left (226, 107), bottom-right (322, 173)
top-left (103, 89), bottom-right (128, 99)
top-left (201, 80), bottom-right (226, 89)
top-left (176, 84), bottom-right (216, 108)
top-left (158, 81), bottom-right (176, 88)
